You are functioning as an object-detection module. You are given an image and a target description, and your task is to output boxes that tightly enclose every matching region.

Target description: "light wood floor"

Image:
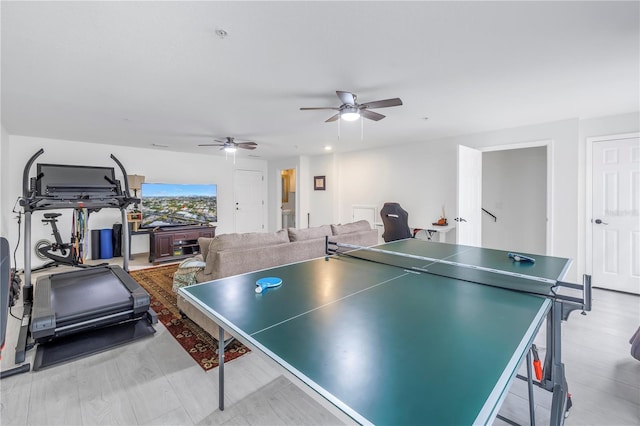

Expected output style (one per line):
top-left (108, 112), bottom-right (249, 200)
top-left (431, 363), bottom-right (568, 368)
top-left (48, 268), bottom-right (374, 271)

top-left (1, 256), bottom-right (638, 425)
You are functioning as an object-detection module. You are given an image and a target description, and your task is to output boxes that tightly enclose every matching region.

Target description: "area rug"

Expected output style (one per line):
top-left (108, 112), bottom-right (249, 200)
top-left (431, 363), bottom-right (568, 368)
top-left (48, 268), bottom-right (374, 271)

top-left (130, 264), bottom-right (249, 371)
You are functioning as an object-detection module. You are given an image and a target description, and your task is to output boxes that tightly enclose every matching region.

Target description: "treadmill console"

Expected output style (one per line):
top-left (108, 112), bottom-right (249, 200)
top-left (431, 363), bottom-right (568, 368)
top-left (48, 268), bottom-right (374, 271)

top-left (20, 150), bottom-right (136, 212)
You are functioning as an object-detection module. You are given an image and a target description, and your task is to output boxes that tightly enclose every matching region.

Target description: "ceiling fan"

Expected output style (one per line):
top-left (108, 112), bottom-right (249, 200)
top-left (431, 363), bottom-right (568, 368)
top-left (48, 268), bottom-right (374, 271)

top-left (198, 137), bottom-right (258, 153)
top-left (300, 91), bottom-right (403, 122)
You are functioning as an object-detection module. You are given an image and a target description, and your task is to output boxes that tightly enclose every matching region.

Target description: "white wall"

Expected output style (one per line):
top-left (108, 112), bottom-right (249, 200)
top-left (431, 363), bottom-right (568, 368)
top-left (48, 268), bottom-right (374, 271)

top-left (299, 155), bottom-right (311, 228)
top-left (4, 135), bottom-right (267, 269)
top-left (303, 112), bottom-right (639, 282)
top-left (1, 125), bottom-right (10, 239)
top-left (335, 139), bottom-right (458, 241)
top-left (5, 112), bottom-right (636, 277)
top-left (308, 153), bottom-right (337, 227)
top-left (268, 154), bottom-right (337, 230)
top-left (482, 147), bottom-right (547, 253)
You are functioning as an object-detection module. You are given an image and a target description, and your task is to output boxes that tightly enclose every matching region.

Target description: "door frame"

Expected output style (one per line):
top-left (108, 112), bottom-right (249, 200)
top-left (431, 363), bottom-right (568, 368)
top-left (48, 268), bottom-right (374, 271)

top-left (585, 132), bottom-right (640, 277)
top-left (457, 145), bottom-right (483, 246)
top-left (479, 139), bottom-right (553, 254)
top-left (275, 166), bottom-right (299, 230)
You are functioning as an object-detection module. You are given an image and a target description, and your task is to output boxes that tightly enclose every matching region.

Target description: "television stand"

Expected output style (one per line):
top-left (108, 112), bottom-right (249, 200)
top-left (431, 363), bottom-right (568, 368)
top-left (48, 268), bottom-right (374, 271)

top-left (149, 225), bottom-right (216, 264)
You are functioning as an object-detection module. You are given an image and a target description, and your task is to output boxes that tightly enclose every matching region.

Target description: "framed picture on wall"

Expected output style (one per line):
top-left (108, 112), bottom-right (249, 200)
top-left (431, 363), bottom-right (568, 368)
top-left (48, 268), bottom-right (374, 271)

top-left (314, 176), bottom-right (326, 190)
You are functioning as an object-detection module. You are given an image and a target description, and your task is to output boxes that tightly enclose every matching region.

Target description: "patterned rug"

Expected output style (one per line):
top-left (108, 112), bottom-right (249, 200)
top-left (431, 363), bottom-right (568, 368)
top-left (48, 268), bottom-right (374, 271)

top-left (130, 264), bottom-right (249, 371)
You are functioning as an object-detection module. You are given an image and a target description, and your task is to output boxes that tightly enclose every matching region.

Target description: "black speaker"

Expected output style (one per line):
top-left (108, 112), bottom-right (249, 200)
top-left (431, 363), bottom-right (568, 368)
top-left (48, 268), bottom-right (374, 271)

top-left (112, 224), bottom-right (122, 258)
top-left (91, 229), bottom-right (101, 260)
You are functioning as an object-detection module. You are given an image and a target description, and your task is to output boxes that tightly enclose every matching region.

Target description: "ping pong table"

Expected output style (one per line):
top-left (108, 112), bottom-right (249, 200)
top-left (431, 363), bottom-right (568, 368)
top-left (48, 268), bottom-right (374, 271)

top-left (179, 238), bottom-right (591, 425)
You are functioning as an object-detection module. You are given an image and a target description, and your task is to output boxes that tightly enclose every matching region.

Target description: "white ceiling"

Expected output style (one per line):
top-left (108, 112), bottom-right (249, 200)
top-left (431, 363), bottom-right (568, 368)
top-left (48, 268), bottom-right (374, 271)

top-left (2, 1), bottom-right (639, 160)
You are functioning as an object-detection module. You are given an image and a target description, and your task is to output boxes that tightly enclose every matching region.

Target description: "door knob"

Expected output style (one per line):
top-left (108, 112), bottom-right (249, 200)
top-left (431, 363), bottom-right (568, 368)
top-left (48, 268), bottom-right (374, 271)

top-left (454, 217), bottom-right (467, 222)
top-left (594, 219), bottom-right (608, 225)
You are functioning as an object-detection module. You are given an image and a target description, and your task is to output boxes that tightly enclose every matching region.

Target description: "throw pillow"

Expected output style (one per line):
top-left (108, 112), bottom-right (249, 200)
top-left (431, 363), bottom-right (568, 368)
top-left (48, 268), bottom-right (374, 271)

top-left (198, 237), bottom-right (215, 260)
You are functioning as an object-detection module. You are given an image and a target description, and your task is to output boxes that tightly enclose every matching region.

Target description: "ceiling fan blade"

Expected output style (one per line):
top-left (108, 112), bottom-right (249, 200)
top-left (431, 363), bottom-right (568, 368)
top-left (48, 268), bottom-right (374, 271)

top-left (336, 91), bottom-right (356, 106)
top-left (198, 143), bottom-right (225, 147)
top-left (325, 113), bottom-right (340, 122)
top-left (300, 107), bottom-right (339, 110)
top-left (360, 109), bottom-right (386, 121)
top-left (359, 98), bottom-right (403, 109)
top-left (237, 142), bottom-right (258, 150)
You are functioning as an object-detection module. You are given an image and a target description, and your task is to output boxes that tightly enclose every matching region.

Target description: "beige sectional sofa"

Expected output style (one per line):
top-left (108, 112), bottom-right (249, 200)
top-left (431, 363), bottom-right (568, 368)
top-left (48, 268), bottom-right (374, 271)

top-left (176, 220), bottom-right (378, 341)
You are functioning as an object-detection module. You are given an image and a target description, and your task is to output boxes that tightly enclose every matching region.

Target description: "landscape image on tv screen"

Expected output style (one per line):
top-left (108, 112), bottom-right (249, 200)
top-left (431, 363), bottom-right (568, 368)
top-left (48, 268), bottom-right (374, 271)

top-left (140, 183), bottom-right (217, 228)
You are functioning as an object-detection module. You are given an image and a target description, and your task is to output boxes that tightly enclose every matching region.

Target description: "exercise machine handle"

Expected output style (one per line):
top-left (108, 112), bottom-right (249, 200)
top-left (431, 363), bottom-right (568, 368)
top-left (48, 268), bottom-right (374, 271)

top-left (21, 149), bottom-right (44, 204)
top-left (110, 154), bottom-right (131, 196)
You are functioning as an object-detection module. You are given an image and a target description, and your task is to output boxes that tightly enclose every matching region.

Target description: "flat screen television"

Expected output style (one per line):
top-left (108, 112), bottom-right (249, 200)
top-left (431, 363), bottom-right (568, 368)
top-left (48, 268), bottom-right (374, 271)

top-left (140, 183), bottom-right (217, 228)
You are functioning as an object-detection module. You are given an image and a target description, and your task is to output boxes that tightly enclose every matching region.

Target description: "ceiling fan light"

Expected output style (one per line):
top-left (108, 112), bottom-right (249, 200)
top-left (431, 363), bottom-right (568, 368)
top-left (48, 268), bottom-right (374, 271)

top-left (341, 108), bottom-right (360, 121)
top-left (224, 146), bottom-right (237, 153)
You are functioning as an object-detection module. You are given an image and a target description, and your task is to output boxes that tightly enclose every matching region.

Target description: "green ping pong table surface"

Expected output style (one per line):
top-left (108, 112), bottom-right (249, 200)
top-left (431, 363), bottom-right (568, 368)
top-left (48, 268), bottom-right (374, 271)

top-left (179, 239), bottom-right (572, 425)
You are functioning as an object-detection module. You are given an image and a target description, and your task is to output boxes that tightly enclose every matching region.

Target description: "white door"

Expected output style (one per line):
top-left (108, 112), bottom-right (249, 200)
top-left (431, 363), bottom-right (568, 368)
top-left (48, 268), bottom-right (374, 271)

top-left (234, 169), bottom-right (264, 233)
top-left (457, 145), bottom-right (482, 246)
top-left (592, 137), bottom-right (640, 294)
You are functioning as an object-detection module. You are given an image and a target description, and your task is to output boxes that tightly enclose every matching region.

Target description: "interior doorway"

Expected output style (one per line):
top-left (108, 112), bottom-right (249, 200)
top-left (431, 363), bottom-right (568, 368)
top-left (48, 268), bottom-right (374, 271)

top-left (482, 146), bottom-right (547, 254)
top-left (457, 141), bottom-right (551, 253)
top-left (281, 169), bottom-right (296, 229)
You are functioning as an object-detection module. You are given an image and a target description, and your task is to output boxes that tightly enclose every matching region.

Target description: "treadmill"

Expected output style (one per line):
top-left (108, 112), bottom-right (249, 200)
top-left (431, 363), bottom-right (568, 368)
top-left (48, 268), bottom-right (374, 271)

top-left (16, 149), bottom-right (157, 371)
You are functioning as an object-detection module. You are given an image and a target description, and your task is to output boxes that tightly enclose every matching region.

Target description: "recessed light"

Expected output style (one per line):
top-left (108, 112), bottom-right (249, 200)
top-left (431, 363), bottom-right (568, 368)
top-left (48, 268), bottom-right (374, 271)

top-left (215, 29), bottom-right (228, 39)
top-left (324, 146), bottom-right (332, 151)
top-left (422, 117), bottom-right (429, 121)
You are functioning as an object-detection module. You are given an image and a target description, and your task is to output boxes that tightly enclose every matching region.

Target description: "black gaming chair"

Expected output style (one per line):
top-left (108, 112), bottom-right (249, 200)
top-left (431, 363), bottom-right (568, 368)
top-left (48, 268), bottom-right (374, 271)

top-left (380, 202), bottom-right (412, 242)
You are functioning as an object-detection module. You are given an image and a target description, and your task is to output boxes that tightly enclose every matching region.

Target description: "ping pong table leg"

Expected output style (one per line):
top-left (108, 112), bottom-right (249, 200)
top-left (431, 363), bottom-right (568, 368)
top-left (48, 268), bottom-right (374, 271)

top-left (545, 301), bottom-right (570, 425)
top-left (526, 350), bottom-right (536, 426)
top-left (542, 302), bottom-right (561, 391)
top-left (219, 326), bottom-right (225, 411)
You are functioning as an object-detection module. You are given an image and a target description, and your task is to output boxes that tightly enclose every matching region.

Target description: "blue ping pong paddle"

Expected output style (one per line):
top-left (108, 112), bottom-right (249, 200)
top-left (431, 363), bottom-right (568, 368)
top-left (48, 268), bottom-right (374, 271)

top-left (508, 252), bottom-right (536, 263)
top-left (255, 277), bottom-right (283, 293)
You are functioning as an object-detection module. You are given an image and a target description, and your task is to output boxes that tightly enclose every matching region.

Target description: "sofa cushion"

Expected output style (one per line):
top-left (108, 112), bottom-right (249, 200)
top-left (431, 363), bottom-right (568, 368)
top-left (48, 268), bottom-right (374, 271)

top-left (288, 225), bottom-right (332, 242)
top-left (330, 229), bottom-right (379, 248)
top-left (205, 239), bottom-right (327, 282)
top-left (210, 229), bottom-right (289, 252)
top-left (331, 220), bottom-right (372, 235)
top-left (203, 230), bottom-right (289, 275)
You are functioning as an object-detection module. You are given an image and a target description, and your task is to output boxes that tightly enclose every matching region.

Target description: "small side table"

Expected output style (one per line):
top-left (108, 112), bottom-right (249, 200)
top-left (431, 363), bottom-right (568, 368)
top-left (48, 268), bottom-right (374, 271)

top-left (412, 225), bottom-right (455, 243)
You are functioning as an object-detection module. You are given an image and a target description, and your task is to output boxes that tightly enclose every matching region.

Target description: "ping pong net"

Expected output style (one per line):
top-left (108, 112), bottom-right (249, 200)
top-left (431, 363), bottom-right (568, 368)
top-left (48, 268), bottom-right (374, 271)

top-left (326, 240), bottom-right (560, 297)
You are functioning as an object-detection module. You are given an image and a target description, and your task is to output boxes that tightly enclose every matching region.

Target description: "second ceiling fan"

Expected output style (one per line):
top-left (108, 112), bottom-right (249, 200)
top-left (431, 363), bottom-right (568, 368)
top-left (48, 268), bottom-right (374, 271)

top-left (301, 91), bottom-right (403, 123)
top-left (198, 136), bottom-right (258, 152)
